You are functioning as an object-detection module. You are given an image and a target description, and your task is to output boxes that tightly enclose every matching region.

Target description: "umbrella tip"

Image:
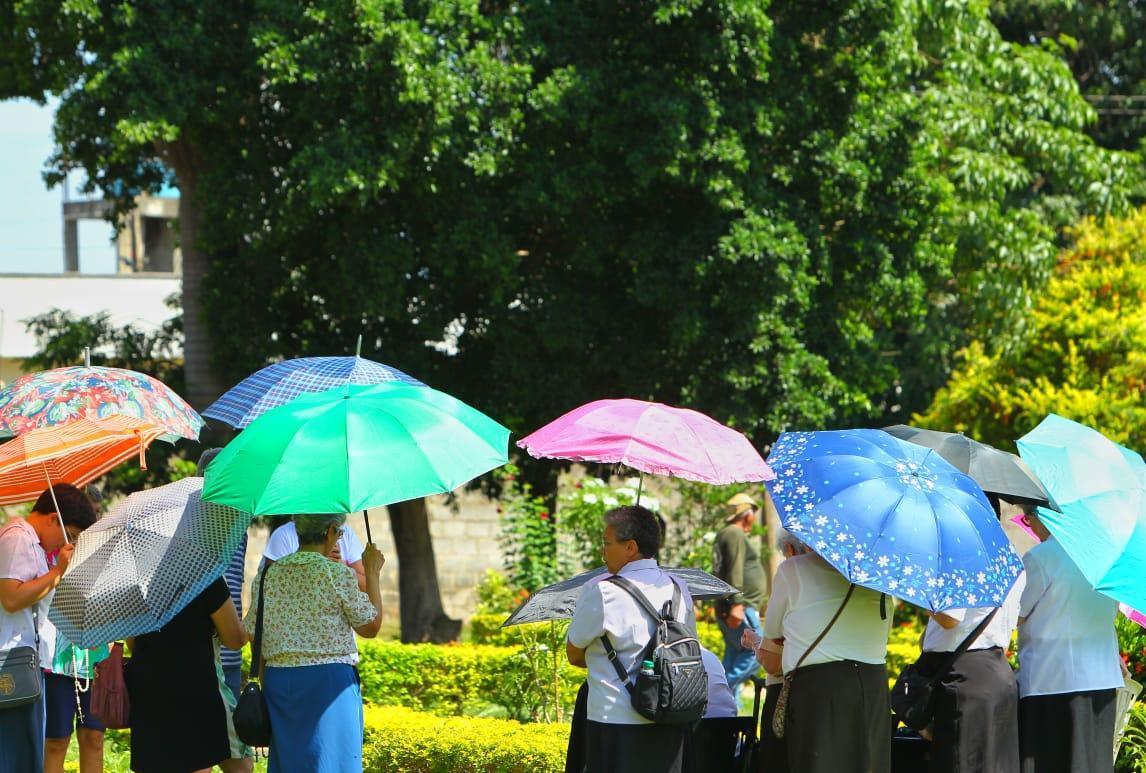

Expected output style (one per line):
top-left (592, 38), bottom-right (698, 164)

top-left (83, 346), bottom-right (91, 368)
top-left (356, 334), bottom-right (363, 357)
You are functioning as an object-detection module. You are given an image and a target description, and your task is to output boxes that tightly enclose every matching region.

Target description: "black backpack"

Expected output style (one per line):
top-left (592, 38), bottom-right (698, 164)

top-left (600, 575), bottom-right (708, 724)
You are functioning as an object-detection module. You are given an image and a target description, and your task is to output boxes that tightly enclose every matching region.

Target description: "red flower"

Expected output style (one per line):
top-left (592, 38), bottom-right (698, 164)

top-left (539, 510), bottom-right (550, 521)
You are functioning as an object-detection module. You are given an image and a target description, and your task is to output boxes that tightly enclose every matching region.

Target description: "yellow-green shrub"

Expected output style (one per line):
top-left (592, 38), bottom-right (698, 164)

top-left (470, 613), bottom-right (726, 659)
top-left (363, 706), bottom-right (568, 773)
top-left (355, 640), bottom-right (582, 721)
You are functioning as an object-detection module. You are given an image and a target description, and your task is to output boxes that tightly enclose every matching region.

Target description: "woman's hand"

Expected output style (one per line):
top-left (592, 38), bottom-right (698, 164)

top-left (362, 544), bottom-right (386, 577)
top-left (740, 627), bottom-right (762, 651)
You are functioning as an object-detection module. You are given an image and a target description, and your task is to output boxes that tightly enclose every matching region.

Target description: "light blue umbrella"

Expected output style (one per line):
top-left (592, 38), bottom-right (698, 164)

top-left (1016, 414), bottom-right (1146, 611)
top-left (766, 429), bottom-right (1024, 611)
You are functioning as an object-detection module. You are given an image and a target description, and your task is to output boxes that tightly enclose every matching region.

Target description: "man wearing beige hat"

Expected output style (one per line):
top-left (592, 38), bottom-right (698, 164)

top-left (712, 492), bottom-right (767, 693)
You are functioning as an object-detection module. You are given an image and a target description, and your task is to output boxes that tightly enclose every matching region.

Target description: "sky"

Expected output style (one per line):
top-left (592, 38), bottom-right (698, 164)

top-left (0, 99), bottom-right (118, 274)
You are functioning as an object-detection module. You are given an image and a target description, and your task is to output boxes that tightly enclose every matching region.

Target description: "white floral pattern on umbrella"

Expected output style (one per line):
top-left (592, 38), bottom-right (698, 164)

top-left (767, 429), bottom-right (1023, 611)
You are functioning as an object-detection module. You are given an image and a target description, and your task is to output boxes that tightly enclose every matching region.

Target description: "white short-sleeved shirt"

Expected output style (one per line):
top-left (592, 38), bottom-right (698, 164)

top-left (923, 572), bottom-right (1026, 653)
top-left (701, 647), bottom-right (737, 718)
top-left (567, 559), bottom-right (695, 725)
top-left (763, 553), bottom-right (892, 675)
top-left (1017, 539), bottom-right (1122, 698)
top-left (0, 519), bottom-right (52, 665)
top-left (261, 522), bottom-right (364, 565)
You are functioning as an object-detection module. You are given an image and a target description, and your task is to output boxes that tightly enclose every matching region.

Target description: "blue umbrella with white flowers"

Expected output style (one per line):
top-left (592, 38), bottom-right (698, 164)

top-left (766, 429), bottom-right (1023, 611)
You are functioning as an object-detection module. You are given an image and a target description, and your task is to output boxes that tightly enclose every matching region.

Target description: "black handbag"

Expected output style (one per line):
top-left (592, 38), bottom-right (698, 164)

top-left (0, 609), bottom-right (42, 710)
top-left (232, 564), bottom-right (272, 746)
top-left (890, 607), bottom-right (999, 731)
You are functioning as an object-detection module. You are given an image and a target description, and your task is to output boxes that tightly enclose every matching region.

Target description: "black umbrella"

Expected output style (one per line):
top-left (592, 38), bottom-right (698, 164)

top-left (881, 424), bottom-right (1056, 509)
top-left (503, 566), bottom-right (737, 627)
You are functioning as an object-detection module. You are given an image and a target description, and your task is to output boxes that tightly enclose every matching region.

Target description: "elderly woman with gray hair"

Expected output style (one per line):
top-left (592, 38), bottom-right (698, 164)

top-left (245, 514), bottom-right (384, 773)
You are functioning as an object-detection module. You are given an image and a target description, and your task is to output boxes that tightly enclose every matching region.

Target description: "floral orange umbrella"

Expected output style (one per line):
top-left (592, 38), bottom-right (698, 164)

top-left (0, 415), bottom-right (168, 506)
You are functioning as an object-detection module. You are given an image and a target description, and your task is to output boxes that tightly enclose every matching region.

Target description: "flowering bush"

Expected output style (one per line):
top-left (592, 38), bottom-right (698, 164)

top-left (557, 475), bottom-right (648, 574)
top-left (497, 464), bottom-right (559, 593)
top-left (1118, 613), bottom-right (1146, 682)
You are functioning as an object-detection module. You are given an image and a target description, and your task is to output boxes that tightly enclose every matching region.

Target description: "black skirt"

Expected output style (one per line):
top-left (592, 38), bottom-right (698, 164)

top-left (1019, 688), bottom-right (1117, 773)
top-left (785, 659), bottom-right (891, 773)
top-left (585, 719), bottom-right (690, 773)
top-left (916, 647), bottom-right (1019, 773)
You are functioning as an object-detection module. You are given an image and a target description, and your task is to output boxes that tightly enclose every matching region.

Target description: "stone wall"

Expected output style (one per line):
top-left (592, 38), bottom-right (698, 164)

top-left (241, 489), bottom-right (504, 622)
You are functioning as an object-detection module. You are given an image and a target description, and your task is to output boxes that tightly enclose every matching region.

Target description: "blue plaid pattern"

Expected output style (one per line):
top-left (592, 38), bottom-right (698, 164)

top-left (203, 356), bottom-right (424, 428)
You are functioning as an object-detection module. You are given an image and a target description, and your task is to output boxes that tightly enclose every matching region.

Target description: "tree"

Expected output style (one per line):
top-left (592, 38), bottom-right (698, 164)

top-left (990, 0), bottom-right (1146, 153)
top-left (917, 206), bottom-right (1146, 451)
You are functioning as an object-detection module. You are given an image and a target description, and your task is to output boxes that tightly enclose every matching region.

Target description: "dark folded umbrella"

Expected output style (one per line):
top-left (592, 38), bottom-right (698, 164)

top-left (503, 565), bottom-right (737, 627)
top-left (882, 424), bottom-right (1056, 509)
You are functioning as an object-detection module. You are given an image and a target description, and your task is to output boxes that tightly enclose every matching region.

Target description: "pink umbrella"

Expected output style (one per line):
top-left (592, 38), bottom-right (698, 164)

top-left (517, 399), bottom-right (774, 486)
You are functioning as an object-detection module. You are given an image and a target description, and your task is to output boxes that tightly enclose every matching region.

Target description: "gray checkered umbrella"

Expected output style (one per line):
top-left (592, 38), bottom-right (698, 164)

top-left (503, 566), bottom-right (737, 627)
top-left (48, 477), bottom-right (249, 647)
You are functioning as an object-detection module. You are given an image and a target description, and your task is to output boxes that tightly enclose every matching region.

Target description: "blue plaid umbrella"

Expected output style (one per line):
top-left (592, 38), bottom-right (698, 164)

top-left (766, 429), bottom-right (1024, 612)
top-left (203, 355), bottom-right (424, 428)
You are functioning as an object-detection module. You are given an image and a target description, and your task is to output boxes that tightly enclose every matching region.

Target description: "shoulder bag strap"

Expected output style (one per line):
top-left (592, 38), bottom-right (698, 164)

top-left (932, 606), bottom-right (1000, 680)
top-left (251, 563), bottom-right (271, 682)
top-left (790, 583), bottom-right (856, 674)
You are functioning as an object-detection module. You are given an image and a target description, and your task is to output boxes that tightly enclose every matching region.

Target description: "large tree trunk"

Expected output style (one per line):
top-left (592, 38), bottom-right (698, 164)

top-left (167, 141), bottom-right (226, 412)
top-left (388, 497), bottom-right (461, 643)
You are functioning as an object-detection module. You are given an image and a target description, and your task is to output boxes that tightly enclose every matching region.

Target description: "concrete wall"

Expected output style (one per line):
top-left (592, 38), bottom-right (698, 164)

top-left (241, 488), bottom-right (504, 622)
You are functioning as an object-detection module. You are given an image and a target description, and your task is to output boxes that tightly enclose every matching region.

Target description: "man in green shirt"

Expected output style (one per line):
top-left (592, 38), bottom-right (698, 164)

top-left (712, 492), bottom-right (767, 692)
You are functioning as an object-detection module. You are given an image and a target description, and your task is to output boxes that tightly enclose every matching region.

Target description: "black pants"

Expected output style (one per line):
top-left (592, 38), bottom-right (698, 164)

top-left (1019, 689), bottom-right (1116, 773)
top-left (917, 648), bottom-right (1019, 773)
top-left (585, 719), bottom-right (690, 773)
top-left (786, 660), bottom-right (891, 773)
top-left (758, 682), bottom-right (790, 773)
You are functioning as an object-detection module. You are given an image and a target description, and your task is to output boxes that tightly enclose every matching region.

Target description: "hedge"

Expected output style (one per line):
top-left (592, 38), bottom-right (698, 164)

top-left (468, 613), bottom-right (726, 658)
top-left (363, 706), bottom-right (568, 773)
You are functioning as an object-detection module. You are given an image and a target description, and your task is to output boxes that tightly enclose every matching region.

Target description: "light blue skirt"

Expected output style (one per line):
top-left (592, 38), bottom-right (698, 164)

top-left (265, 663), bottom-right (363, 773)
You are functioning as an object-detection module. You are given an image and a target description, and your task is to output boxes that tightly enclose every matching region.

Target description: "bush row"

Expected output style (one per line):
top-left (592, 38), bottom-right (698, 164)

top-left (469, 613), bottom-right (727, 657)
top-left (363, 706), bottom-right (567, 773)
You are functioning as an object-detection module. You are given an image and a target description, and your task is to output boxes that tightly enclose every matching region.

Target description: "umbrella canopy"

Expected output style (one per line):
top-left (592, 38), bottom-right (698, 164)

top-left (518, 398), bottom-right (774, 484)
top-left (0, 415), bottom-right (167, 506)
top-left (1016, 414), bottom-right (1146, 611)
top-left (202, 355), bottom-right (424, 429)
top-left (766, 429), bottom-right (1023, 611)
top-left (0, 365), bottom-right (202, 442)
top-left (48, 477), bottom-right (248, 647)
top-left (882, 424), bottom-right (1055, 509)
top-left (202, 382), bottom-right (510, 515)
top-left (503, 565), bottom-right (737, 626)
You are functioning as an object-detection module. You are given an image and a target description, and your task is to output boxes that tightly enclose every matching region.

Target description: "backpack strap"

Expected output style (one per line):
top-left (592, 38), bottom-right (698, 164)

top-left (597, 573), bottom-right (685, 695)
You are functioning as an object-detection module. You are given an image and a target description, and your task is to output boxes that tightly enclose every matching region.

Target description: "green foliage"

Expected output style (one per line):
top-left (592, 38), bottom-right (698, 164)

top-left (1118, 703), bottom-right (1146, 773)
top-left (991, 0), bottom-right (1146, 154)
top-left (7, 0), bottom-right (1142, 456)
top-left (918, 208), bottom-right (1146, 451)
top-left (474, 570), bottom-right (522, 618)
top-left (658, 480), bottom-right (763, 572)
top-left (355, 640), bottom-right (583, 723)
top-left (363, 706), bottom-right (568, 773)
top-left (496, 465), bottom-right (559, 593)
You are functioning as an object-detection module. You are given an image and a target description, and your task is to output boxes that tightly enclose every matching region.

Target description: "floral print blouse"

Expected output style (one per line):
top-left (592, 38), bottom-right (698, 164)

top-left (245, 551), bottom-right (376, 668)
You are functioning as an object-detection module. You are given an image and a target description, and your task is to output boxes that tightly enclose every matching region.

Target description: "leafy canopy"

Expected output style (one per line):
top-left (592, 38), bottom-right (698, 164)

top-left (917, 206), bottom-right (1146, 451)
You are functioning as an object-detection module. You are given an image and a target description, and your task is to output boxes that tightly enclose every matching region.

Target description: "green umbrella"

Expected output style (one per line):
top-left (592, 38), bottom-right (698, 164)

top-left (200, 383), bottom-right (510, 521)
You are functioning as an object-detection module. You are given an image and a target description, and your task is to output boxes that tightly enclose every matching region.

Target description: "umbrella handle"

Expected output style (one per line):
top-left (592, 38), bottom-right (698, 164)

top-left (362, 509), bottom-right (373, 544)
top-left (41, 464), bottom-right (68, 545)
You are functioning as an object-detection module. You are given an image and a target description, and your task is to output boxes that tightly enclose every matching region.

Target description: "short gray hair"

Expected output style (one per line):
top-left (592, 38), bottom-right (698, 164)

top-left (603, 506), bottom-right (661, 558)
top-left (776, 527), bottom-right (806, 556)
top-left (197, 447), bottom-right (223, 477)
top-left (293, 513), bottom-right (347, 545)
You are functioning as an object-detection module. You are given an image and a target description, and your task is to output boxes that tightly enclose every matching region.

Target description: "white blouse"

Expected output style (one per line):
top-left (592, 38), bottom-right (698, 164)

top-left (1017, 539), bottom-right (1122, 698)
top-left (763, 553), bottom-right (891, 674)
top-left (923, 572), bottom-right (1026, 653)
